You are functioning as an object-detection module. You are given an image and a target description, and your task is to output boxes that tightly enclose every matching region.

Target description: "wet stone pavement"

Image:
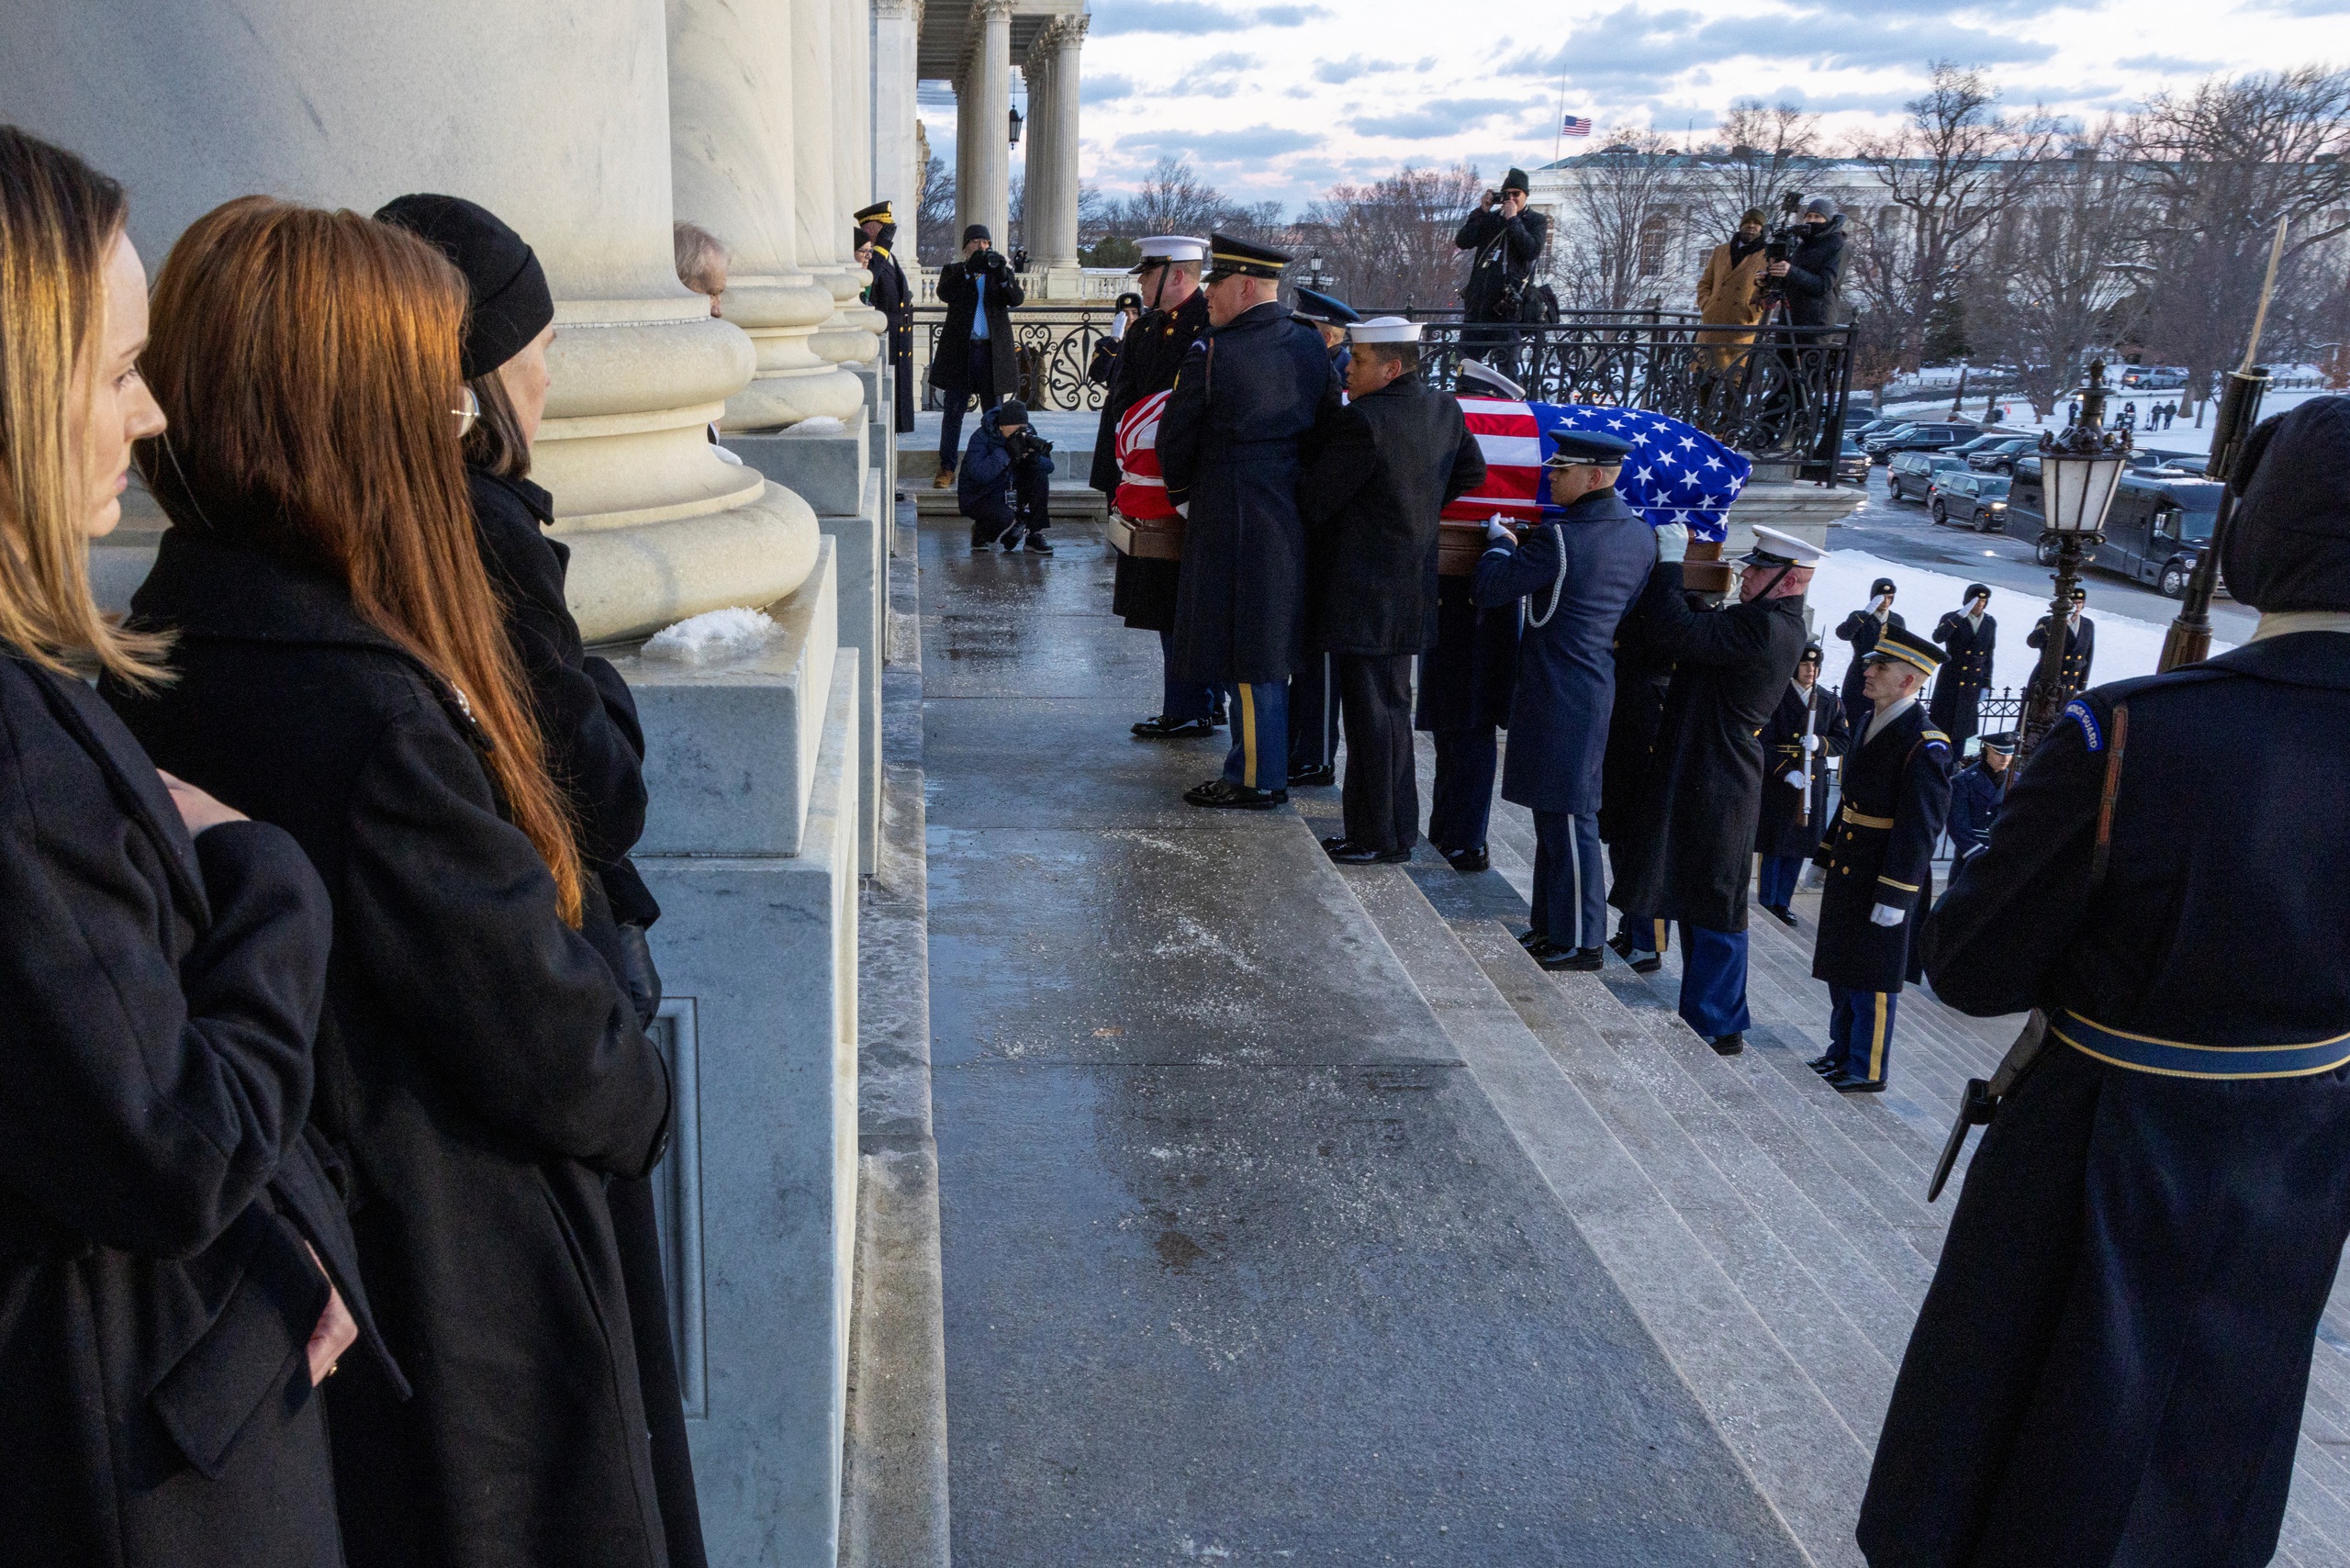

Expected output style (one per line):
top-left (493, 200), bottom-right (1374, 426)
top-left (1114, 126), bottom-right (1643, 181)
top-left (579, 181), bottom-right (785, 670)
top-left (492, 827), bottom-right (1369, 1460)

top-left (923, 521), bottom-right (1807, 1565)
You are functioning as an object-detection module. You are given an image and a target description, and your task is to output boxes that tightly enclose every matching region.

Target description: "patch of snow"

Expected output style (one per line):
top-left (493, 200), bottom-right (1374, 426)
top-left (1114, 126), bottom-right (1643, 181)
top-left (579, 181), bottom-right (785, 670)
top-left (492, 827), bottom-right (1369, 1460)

top-left (791, 415), bottom-right (848, 434)
top-left (641, 606), bottom-right (780, 666)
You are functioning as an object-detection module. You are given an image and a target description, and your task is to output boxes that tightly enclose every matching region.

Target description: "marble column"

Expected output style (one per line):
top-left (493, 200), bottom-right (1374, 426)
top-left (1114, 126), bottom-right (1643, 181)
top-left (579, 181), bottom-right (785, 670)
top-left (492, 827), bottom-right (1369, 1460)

top-left (965, 0), bottom-right (1013, 250)
top-left (1037, 14), bottom-right (1084, 269)
top-left (952, 68), bottom-right (973, 247)
top-left (1021, 48), bottom-right (1055, 263)
top-left (793, 0), bottom-right (878, 366)
top-left (871, 0), bottom-right (921, 260)
top-left (670, 0), bottom-right (865, 429)
top-left (0, 0), bottom-right (817, 643)
top-left (833, 0), bottom-right (887, 337)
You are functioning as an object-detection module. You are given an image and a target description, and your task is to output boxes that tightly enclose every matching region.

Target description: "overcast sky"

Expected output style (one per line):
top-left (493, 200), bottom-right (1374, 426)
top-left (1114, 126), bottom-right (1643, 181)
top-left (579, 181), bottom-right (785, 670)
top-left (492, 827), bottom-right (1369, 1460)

top-left (928, 0), bottom-right (2337, 214)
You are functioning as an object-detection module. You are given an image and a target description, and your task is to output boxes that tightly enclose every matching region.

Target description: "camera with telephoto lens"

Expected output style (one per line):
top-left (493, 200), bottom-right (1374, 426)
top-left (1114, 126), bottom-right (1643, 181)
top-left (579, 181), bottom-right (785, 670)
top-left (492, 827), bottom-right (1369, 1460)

top-left (1006, 427), bottom-right (1053, 463)
top-left (1755, 190), bottom-right (1806, 308)
top-left (977, 247), bottom-right (1009, 274)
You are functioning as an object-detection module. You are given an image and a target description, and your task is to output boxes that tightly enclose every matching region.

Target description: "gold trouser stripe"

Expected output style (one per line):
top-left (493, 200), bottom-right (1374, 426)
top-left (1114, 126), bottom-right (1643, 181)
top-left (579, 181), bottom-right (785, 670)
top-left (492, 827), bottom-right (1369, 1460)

top-left (1654, 919), bottom-right (1668, 954)
top-left (1238, 683), bottom-right (1257, 789)
top-left (1841, 806), bottom-right (1897, 830)
top-left (1868, 991), bottom-right (1888, 1081)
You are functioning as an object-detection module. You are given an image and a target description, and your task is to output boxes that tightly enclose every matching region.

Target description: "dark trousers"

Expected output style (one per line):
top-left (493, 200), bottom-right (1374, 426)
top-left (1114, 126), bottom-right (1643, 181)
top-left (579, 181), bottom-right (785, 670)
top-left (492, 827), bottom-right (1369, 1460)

top-left (968, 464), bottom-right (1051, 546)
top-left (1427, 725), bottom-right (1497, 852)
top-left (938, 340), bottom-right (1000, 466)
top-left (1828, 983), bottom-right (1898, 1083)
top-left (1335, 654), bottom-right (1417, 851)
top-left (1757, 853), bottom-right (1805, 911)
top-left (1222, 679), bottom-right (1288, 790)
top-left (1158, 629), bottom-right (1216, 723)
top-left (1617, 909), bottom-right (1672, 956)
top-left (1289, 653), bottom-right (1339, 774)
top-left (1678, 924), bottom-right (1752, 1039)
top-left (1530, 811), bottom-right (1606, 950)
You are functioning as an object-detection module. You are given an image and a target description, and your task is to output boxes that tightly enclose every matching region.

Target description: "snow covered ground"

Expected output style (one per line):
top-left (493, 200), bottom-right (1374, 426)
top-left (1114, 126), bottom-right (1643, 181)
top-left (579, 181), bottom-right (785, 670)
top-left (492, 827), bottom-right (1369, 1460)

top-left (1869, 385), bottom-right (2341, 460)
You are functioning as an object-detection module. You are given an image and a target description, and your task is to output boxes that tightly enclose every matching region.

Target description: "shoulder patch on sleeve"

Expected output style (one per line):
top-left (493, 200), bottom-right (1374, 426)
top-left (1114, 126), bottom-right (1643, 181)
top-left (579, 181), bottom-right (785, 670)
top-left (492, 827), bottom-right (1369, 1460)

top-left (1921, 730), bottom-right (1949, 745)
top-left (2060, 698), bottom-right (2103, 752)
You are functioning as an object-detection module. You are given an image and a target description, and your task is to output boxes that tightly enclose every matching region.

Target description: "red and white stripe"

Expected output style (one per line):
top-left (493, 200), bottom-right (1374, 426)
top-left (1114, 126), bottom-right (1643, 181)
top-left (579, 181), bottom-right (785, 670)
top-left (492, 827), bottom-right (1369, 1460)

top-left (1447, 397), bottom-right (1546, 522)
top-left (1114, 388), bottom-right (1178, 522)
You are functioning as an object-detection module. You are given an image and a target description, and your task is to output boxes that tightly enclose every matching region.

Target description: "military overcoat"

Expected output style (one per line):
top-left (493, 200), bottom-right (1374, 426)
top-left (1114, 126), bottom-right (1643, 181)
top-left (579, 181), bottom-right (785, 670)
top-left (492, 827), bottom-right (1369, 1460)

top-left (1753, 678), bottom-right (1849, 859)
top-left (1809, 699), bottom-right (1951, 991)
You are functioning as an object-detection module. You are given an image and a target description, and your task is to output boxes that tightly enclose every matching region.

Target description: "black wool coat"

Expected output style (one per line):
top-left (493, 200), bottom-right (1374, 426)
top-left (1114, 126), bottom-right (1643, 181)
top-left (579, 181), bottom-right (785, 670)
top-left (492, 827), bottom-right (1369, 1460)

top-left (1834, 605), bottom-right (1904, 717)
top-left (1453, 206), bottom-right (1550, 322)
top-left (2027, 611), bottom-right (2096, 693)
top-left (110, 531), bottom-right (675, 1568)
top-left (1300, 375), bottom-right (1485, 656)
top-left (1782, 215), bottom-right (1846, 328)
top-left (1810, 700), bottom-right (1952, 991)
top-left (931, 252), bottom-right (1025, 398)
top-left (1596, 596), bottom-right (1672, 846)
top-left (865, 230), bottom-right (916, 434)
top-left (0, 651), bottom-right (402, 1568)
top-left (1753, 679), bottom-right (1849, 859)
top-left (1607, 567), bottom-right (1809, 931)
top-left (1160, 300), bottom-right (1344, 685)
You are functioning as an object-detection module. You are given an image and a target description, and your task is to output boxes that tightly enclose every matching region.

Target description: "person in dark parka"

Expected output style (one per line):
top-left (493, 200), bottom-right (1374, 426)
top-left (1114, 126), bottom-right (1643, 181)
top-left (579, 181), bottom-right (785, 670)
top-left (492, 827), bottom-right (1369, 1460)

top-left (1453, 166), bottom-right (1548, 380)
top-left (376, 190), bottom-right (702, 1568)
top-left (856, 201), bottom-right (916, 435)
top-left (1769, 197), bottom-right (1845, 330)
top-left (1475, 428), bottom-right (1657, 967)
top-left (1928, 582), bottom-right (1996, 749)
top-left (2026, 585), bottom-right (2096, 696)
top-left (1160, 232), bottom-right (1344, 808)
top-left (1099, 237), bottom-right (1219, 738)
top-left (931, 224), bottom-right (1025, 482)
top-left (116, 197), bottom-right (675, 1568)
top-left (1834, 577), bottom-right (1902, 731)
top-left (1861, 394), bottom-right (2350, 1568)
top-left (0, 134), bottom-right (388, 1566)
top-left (1299, 317), bottom-right (1485, 860)
top-left (1607, 526), bottom-right (1815, 1051)
top-left (1805, 624), bottom-right (1952, 1092)
top-left (1752, 644), bottom-right (1849, 924)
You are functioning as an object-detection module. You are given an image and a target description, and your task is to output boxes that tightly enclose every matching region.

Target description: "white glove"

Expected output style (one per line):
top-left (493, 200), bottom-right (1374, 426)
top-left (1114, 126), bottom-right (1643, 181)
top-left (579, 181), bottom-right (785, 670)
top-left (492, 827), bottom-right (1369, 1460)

top-left (1483, 516), bottom-right (1515, 545)
top-left (1653, 521), bottom-right (1690, 564)
top-left (1174, 501), bottom-right (1190, 519)
top-left (1802, 734), bottom-right (1821, 754)
top-left (1869, 902), bottom-right (1905, 927)
top-left (1782, 768), bottom-right (1806, 788)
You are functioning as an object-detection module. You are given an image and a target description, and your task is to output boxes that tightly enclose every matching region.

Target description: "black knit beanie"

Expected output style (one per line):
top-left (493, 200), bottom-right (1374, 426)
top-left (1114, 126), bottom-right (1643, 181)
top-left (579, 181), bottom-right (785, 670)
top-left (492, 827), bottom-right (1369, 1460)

top-left (374, 193), bottom-right (555, 380)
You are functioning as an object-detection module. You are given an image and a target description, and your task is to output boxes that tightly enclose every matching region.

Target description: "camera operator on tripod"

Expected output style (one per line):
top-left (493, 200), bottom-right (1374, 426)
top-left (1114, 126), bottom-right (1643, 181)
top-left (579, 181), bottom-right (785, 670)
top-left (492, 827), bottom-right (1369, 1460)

top-left (1454, 168), bottom-right (1549, 385)
top-left (1762, 195), bottom-right (1844, 329)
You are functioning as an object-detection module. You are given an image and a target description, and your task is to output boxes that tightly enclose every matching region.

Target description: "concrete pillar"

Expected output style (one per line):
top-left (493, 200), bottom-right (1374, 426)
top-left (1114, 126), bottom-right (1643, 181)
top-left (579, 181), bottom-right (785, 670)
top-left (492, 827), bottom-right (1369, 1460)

top-left (872, 0), bottom-right (921, 259)
top-left (833, 0), bottom-right (887, 338)
top-left (0, 0), bottom-right (817, 644)
top-left (952, 71), bottom-right (973, 248)
top-left (670, 0), bottom-right (865, 430)
top-left (793, 0), bottom-right (878, 367)
top-left (1038, 14), bottom-right (1084, 269)
top-left (966, 0), bottom-right (1013, 249)
top-left (1020, 50), bottom-right (1053, 263)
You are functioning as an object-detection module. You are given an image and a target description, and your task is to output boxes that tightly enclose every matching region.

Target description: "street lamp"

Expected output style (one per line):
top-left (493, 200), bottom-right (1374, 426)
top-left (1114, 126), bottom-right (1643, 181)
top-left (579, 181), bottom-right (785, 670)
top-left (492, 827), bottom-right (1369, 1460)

top-left (1294, 251), bottom-right (1334, 291)
top-left (2018, 359), bottom-right (2131, 758)
top-left (1008, 107), bottom-right (1023, 148)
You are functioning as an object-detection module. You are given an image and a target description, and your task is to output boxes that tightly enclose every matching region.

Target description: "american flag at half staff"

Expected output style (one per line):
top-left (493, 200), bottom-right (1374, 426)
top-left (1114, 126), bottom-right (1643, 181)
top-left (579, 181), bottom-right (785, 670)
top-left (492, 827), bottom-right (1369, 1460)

top-left (1560, 114), bottom-right (1593, 137)
top-left (1446, 400), bottom-right (1753, 542)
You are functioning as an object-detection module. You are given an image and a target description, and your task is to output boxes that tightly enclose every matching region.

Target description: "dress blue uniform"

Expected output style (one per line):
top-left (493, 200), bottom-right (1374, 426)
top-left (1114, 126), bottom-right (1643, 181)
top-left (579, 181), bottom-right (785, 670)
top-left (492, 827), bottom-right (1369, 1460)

top-left (1472, 461), bottom-right (1655, 956)
top-left (1752, 659), bottom-right (1848, 917)
top-left (1283, 287), bottom-right (1363, 785)
top-left (1808, 626), bottom-right (1953, 1090)
top-left (1942, 733), bottom-right (2014, 862)
top-left (1160, 235), bottom-right (1343, 801)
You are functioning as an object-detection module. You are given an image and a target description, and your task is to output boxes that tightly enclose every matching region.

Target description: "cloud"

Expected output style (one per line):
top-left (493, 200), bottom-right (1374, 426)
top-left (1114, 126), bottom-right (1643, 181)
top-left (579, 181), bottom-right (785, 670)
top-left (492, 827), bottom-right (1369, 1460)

top-left (1090, 0), bottom-right (1326, 34)
top-left (1350, 97), bottom-right (1536, 140)
top-left (1313, 55), bottom-right (1404, 84)
top-left (1082, 73), bottom-right (1136, 104)
top-left (1497, 4), bottom-right (2042, 84)
top-left (1116, 124), bottom-right (1326, 160)
top-left (1168, 50), bottom-right (1259, 99)
top-left (2114, 53), bottom-right (2221, 73)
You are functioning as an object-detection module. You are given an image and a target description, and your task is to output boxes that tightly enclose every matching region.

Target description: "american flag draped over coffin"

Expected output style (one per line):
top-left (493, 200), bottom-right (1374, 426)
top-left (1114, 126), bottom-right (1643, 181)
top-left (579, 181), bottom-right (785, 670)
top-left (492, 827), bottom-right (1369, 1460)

top-left (1446, 399), bottom-right (1751, 542)
top-left (1113, 388), bottom-right (1178, 522)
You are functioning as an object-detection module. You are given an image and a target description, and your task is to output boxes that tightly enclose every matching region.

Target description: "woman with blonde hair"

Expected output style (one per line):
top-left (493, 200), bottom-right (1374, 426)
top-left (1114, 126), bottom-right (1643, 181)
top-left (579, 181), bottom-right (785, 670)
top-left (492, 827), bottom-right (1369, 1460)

top-left (0, 127), bottom-right (375, 1565)
top-left (107, 196), bottom-right (674, 1568)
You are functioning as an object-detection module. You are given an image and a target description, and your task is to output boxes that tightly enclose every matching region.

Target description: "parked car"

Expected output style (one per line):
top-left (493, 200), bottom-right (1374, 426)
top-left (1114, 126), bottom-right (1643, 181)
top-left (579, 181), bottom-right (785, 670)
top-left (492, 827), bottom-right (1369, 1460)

top-left (1886, 450), bottom-right (1971, 502)
top-left (1835, 440), bottom-right (1871, 486)
top-left (1929, 471), bottom-right (2012, 532)
top-left (1968, 437), bottom-right (2038, 474)
top-left (1849, 418), bottom-right (1905, 442)
top-left (2005, 470), bottom-right (2223, 596)
top-left (1944, 432), bottom-right (2015, 462)
top-left (1862, 420), bottom-right (1979, 460)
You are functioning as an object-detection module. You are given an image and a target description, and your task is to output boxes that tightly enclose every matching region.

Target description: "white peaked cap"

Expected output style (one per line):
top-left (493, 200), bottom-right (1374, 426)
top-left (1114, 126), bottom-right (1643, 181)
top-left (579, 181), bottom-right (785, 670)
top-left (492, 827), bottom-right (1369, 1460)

top-left (1743, 525), bottom-right (1828, 565)
top-left (1349, 316), bottom-right (1421, 344)
top-left (1135, 235), bottom-right (1210, 262)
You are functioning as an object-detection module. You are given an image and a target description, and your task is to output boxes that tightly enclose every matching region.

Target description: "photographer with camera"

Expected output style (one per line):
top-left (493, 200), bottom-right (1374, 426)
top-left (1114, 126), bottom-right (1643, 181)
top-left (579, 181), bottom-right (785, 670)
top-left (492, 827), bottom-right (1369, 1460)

top-left (1764, 196), bottom-right (1844, 329)
top-left (1454, 168), bottom-right (1548, 382)
top-left (932, 223), bottom-right (1027, 487)
top-left (957, 398), bottom-right (1057, 554)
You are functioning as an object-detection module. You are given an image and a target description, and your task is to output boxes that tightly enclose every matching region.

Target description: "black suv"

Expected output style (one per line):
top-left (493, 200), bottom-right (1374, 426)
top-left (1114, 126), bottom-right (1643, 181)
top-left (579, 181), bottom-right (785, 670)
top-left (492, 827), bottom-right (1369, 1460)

top-left (1862, 421), bottom-right (1979, 460)
top-left (1929, 471), bottom-right (2011, 532)
top-left (1967, 437), bottom-right (2037, 475)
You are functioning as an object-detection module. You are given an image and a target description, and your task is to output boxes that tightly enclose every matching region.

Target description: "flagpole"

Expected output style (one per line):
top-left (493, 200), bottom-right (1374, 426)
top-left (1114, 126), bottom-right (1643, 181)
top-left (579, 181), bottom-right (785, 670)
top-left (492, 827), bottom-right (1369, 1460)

top-left (1552, 62), bottom-right (1569, 163)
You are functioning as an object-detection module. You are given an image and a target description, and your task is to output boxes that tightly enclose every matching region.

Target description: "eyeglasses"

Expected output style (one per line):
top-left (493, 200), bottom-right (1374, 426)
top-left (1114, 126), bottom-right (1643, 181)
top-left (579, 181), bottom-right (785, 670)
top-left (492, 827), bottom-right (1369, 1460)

top-left (453, 386), bottom-right (479, 438)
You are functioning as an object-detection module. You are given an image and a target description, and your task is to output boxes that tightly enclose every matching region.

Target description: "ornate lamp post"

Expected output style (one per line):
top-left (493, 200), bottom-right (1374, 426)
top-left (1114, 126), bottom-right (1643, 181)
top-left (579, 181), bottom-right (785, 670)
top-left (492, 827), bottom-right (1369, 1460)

top-left (1294, 251), bottom-right (1335, 293)
top-left (2019, 360), bottom-right (2131, 759)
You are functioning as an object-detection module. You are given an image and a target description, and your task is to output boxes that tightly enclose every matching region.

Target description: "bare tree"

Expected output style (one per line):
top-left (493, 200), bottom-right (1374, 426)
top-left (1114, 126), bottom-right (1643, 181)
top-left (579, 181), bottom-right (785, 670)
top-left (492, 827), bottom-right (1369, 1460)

top-left (1847, 62), bottom-right (2044, 373)
top-left (1104, 157), bottom-right (1235, 239)
top-left (915, 152), bottom-right (957, 267)
top-left (1301, 162), bottom-right (1485, 310)
top-left (1692, 100), bottom-right (1827, 241)
top-left (1547, 129), bottom-right (1689, 310)
top-left (2126, 66), bottom-right (2350, 417)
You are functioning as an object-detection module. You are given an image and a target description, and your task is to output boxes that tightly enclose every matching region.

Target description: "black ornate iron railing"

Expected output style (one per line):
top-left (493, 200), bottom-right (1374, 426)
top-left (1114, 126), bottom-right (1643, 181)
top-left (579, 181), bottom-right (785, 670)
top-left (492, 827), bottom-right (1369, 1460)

top-left (912, 306), bottom-right (1858, 481)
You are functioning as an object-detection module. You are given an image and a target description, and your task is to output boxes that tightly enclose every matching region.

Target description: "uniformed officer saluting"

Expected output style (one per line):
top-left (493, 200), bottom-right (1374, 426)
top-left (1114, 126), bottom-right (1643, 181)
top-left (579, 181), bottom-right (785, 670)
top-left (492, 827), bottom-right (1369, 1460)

top-left (1928, 581), bottom-right (1995, 749)
top-left (1834, 576), bottom-right (1902, 731)
top-left (1860, 393), bottom-right (2350, 1567)
top-left (2025, 583), bottom-right (2095, 697)
top-left (1159, 232), bottom-right (1343, 808)
top-left (1475, 426), bottom-right (1655, 969)
top-left (1806, 623), bottom-right (1952, 1092)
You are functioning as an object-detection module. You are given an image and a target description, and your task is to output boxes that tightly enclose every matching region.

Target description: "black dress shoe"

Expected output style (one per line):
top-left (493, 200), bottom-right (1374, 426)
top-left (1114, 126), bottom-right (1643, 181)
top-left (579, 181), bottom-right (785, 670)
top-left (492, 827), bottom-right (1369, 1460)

top-left (1023, 532), bottom-right (1056, 555)
top-left (1183, 778), bottom-right (1288, 810)
top-left (1209, 704), bottom-right (1228, 727)
top-left (1517, 928), bottom-right (1544, 948)
top-left (1829, 1073), bottom-right (1887, 1094)
top-left (1606, 932), bottom-right (1633, 959)
top-left (1287, 763), bottom-right (1337, 788)
top-left (1329, 843), bottom-right (1410, 865)
top-left (1628, 952), bottom-right (1664, 975)
top-left (1708, 1032), bottom-right (1745, 1056)
top-left (1442, 845), bottom-right (1489, 873)
top-left (1805, 1054), bottom-right (1838, 1073)
top-left (1320, 834), bottom-right (1355, 853)
top-left (1539, 946), bottom-right (1607, 973)
top-left (1134, 714), bottom-right (1216, 739)
top-left (1766, 904), bottom-right (1798, 928)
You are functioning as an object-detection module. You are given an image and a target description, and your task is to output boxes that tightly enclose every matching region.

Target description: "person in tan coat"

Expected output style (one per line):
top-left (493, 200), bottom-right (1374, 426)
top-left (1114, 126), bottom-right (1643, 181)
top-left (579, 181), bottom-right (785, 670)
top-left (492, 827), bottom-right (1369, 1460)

top-left (1695, 208), bottom-right (1769, 374)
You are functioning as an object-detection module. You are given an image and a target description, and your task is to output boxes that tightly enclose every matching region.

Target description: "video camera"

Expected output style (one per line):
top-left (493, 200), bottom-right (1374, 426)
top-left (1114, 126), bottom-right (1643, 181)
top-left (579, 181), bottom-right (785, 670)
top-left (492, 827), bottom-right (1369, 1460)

top-left (1755, 190), bottom-right (1806, 308)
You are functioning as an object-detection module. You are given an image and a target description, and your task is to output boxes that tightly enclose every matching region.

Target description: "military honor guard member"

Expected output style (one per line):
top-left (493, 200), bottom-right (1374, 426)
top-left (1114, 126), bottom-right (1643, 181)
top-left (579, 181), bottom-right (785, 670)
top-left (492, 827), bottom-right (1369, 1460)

top-left (1834, 576), bottom-right (1903, 731)
top-left (1860, 395), bottom-right (2350, 1567)
top-left (2026, 584), bottom-right (2096, 697)
top-left (1928, 582), bottom-right (1996, 748)
top-left (1159, 232), bottom-right (1343, 808)
top-left (1299, 317), bottom-right (1484, 860)
top-left (1281, 285), bottom-right (1363, 789)
top-left (1753, 643), bottom-right (1849, 927)
top-left (1096, 236), bottom-right (1220, 740)
top-left (1805, 623), bottom-right (1952, 1092)
top-left (1475, 428), bottom-right (1656, 968)
top-left (855, 200), bottom-right (915, 435)
top-left (1943, 728), bottom-right (2014, 861)
top-left (1609, 525), bottom-right (1818, 1052)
